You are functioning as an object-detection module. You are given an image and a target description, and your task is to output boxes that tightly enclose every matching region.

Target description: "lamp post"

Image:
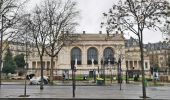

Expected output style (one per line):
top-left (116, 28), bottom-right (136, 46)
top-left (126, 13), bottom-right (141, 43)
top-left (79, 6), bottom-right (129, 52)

top-left (71, 58), bottom-right (76, 98)
top-left (117, 57), bottom-right (122, 90)
top-left (100, 57), bottom-right (105, 85)
top-left (126, 54), bottom-right (129, 84)
top-left (103, 58), bottom-right (106, 85)
top-left (126, 64), bottom-right (129, 84)
top-left (92, 58), bottom-right (96, 82)
top-left (72, 66), bottom-right (75, 98)
top-left (24, 28), bottom-right (28, 96)
top-left (108, 59), bottom-right (113, 83)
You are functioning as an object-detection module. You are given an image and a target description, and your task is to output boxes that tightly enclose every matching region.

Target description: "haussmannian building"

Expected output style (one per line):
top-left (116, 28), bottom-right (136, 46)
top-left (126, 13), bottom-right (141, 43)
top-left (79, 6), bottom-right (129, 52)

top-left (145, 41), bottom-right (170, 74)
top-left (125, 37), bottom-right (151, 78)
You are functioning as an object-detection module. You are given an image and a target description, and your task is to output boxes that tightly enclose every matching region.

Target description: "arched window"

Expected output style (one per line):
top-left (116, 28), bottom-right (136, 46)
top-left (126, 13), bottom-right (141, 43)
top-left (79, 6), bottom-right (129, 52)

top-left (71, 47), bottom-right (81, 65)
top-left (87, 47), bottom-right (98, 65)
top-left (103, 47), bottom-right (115, 64)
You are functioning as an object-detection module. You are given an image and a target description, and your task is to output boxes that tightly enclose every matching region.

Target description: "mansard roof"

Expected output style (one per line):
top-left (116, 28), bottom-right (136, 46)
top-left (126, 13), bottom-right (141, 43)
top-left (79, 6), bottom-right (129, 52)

top-left (145, 41), bottom-right (170, 50)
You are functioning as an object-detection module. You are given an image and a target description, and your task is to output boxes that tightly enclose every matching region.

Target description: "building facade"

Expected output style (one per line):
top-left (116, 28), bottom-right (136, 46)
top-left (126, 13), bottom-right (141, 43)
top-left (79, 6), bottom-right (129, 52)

top-left (6, 32), bottom-right (165, 78)
top-left (27, 32), bottom-right (126, 77)
top-left (125, 37), bottom-right (151, 77)
top-left (145, 42), bottom-right (170, 73)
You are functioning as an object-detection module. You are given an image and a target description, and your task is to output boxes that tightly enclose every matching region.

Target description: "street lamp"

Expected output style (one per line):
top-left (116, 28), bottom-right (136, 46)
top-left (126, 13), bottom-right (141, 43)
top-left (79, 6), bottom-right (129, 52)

top-left (100, 57), bottom-right (105, 85)
top-left (71, 58), bottom-right (77, 98)
top-left (23, 28), bottom-right (29, 97)
top-left (91, 58), bottom-right (96, 83)
top-left (126, 65), bottom-right (129, 83)
top-left (126, 54), bottom-right (130, 84)
top-left (118, 56), bottom-right (122, 90)
top-left (100, 57), bottom-right (106, 85)
top-left (108, 59), bottom-right (113, 83)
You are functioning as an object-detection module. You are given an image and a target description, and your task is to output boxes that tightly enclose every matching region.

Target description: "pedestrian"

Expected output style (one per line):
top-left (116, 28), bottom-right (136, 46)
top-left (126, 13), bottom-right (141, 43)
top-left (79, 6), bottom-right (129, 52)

top-left (62, 73), bottom-right (65, 83)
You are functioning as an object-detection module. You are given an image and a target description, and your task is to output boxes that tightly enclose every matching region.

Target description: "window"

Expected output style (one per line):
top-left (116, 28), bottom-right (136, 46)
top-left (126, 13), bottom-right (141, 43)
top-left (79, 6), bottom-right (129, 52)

top-left (87, 47), bottom-right (98, 65)
top-left (160, 57), bottom-right (163, 60)
top-left (103, 47), bottom-right (114, 64)
top-left (145, 62), bottom-right (148, 69)
top-left (71, 47), bottom-right (81, 65)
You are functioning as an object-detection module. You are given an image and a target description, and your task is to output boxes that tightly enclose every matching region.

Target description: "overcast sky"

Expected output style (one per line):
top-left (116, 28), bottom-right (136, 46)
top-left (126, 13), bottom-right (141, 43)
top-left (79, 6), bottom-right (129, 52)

top-left (27, 0), bottom-right (166, 44)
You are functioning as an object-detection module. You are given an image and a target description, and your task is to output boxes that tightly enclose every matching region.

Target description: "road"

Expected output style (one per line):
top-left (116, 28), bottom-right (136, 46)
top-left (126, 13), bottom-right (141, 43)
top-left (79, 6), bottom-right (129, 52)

top-left (0, 83), bottom-right (170, 99)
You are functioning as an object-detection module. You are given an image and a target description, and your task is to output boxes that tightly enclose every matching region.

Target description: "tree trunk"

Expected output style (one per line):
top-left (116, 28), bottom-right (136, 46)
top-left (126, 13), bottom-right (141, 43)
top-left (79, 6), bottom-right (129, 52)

top-left (139, 33), bottom-right (146, 98)
top-left (40, 55), bottom-right (44, 90)
top-left (0, 54), bottom-right (2, 86)
top-left (0, 14), bottom-right (4, 87)
top-left (50, 56), bottom-right (54, 85)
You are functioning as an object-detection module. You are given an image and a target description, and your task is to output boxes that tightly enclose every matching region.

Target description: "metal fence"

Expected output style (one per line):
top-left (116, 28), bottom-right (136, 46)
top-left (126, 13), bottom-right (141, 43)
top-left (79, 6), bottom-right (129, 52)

top-left (1, 68), bottom-right (169, 85)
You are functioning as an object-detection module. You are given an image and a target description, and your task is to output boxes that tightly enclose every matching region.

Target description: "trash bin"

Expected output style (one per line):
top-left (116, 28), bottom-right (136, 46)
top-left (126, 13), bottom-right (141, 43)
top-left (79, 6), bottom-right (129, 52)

top-left (96, 78), bottom-right (104, 85)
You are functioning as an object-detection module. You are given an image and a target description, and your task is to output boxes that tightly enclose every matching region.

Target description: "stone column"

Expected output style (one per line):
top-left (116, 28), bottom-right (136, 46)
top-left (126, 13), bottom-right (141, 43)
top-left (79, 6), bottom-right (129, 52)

top-left (133, 60), bottom-right (135, 69)
top-left (137, 60), bottom-right (139, 70)
top-left (82, 45), bottom-right (86, 67)
top-left (98, 45), bottom-right (103, 69)
top-left (128, 61), bottom-right (130, 69)
top-left (36, 61), bottom-right (40, 76)
top-left (144, 61), bottom-right (145, 70)
top-left (148, 61), bottom-right (150, 70)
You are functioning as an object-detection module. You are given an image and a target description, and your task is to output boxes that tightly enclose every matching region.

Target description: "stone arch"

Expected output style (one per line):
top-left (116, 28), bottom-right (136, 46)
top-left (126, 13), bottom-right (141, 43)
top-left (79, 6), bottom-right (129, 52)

top-left (87, 47), bottom-right (98, 65)
top-left (103, 47), bottom-right (115, 64)
top-left (71, 47), bottom-right (82, 65)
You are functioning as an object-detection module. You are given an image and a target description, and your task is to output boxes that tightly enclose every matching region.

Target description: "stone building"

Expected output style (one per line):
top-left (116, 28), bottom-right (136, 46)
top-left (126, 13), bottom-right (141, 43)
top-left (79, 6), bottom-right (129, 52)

top-left (5, 33), bottom-right (157, 78)
top-left (125, 37), bottom-right (151, 77)
top-left (145, 41), bottom-right (170, 72)
top-left (28, 32), bottom-right (126, 77)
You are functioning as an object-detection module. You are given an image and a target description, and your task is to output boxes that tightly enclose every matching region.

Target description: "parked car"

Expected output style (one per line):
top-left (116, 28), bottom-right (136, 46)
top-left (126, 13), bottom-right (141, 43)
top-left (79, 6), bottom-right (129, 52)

top-left (29, 76), bottom-right (49, 85)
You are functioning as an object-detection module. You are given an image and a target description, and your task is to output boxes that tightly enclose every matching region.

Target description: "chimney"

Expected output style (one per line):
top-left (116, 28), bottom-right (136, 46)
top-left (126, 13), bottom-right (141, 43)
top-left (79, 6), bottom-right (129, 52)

top-left (121, 31), bottom-right (123, 34)
top-left (83, 31), bottom-right (85, 34)
top-left (66, 31), bottom-right (69, 34)
top-left (99, 31), bottom-right (102, 34)
top-left (107, 30), bottom-right (109, 36)
top-left (116, 31), bottom-right (118, 34)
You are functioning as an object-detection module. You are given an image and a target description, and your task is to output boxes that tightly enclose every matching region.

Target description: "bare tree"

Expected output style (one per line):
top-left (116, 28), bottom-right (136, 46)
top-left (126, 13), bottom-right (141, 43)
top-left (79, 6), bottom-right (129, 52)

top-left (0, 0), bottom-right (28, 86)
top-left (101, 0), bottom-right (170, 98)
top-left (41, 0), bottom-right (79, 84)
top-left (24, 6), bottom-right (49, 90)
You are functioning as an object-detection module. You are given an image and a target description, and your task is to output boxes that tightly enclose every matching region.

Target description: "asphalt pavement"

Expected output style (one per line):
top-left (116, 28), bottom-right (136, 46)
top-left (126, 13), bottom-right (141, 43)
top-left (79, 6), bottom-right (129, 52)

top-left (0, 81), bottom-right (170, 99)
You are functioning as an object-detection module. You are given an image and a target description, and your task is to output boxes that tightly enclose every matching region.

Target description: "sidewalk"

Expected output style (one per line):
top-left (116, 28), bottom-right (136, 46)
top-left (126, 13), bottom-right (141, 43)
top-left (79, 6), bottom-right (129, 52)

top-left (0, 82), bottom-right (170, 99)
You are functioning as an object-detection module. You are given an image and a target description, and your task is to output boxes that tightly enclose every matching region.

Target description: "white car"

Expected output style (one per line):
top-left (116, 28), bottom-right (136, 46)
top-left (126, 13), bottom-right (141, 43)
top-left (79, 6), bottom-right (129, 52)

top-left (29, 76), bottom-right (49, 85)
